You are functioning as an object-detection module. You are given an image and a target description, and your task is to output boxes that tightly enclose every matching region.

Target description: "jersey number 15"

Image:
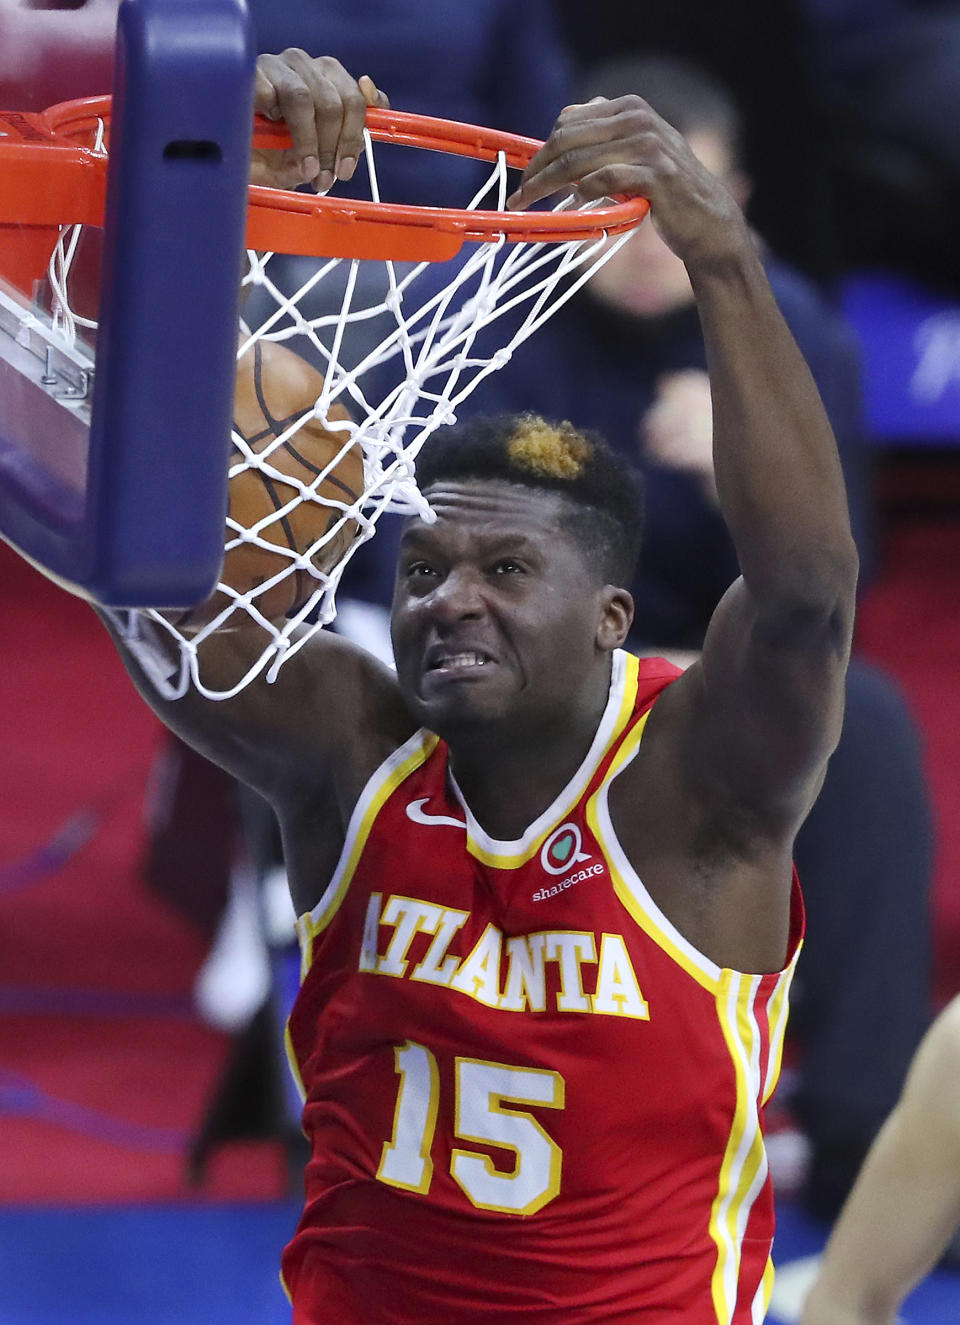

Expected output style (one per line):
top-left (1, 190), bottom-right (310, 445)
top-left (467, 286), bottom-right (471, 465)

top-left (376, 1040), bottom-right (565, 1216)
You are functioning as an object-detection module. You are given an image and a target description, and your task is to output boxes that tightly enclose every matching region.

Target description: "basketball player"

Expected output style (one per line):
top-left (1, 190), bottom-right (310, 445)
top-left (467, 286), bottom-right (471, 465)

top-left (103, 51), bottom-right (858, 1323)
top-left (802, 993), bottom-right (960, 1324)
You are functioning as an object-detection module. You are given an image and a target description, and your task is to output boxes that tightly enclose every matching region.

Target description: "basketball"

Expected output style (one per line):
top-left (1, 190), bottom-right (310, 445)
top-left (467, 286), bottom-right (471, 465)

top-left (174, 337), bottom-right (364, 631)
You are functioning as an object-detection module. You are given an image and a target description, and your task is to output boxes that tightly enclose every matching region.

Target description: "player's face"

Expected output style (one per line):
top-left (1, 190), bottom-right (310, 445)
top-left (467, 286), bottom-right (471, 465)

top-left (391, 480), bottom-right (631, 738)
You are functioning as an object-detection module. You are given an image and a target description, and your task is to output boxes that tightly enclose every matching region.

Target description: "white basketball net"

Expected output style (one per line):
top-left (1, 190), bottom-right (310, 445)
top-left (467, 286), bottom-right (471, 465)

top-left (51, 125), bottom-right (638, 699)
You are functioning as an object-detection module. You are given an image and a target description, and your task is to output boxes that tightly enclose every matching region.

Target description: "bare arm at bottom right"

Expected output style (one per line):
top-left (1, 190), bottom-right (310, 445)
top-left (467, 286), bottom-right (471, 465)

top-left (802, 996), bottom-right (960, 1325)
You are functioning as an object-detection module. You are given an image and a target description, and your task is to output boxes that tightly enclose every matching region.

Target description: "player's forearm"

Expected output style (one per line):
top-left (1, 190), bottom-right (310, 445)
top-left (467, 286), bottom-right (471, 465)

top-left (802, 1224), bottom-right (904, 1325)
top-left (801, 1091), bottom-right (960, 1325)
top-left (801, 1290), bottom-right (896, 1325)
top-left (690, 241), bottom-right (859, 633)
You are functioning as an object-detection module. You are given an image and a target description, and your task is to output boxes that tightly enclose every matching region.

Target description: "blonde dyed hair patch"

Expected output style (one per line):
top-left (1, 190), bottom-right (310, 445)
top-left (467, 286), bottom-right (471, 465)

top-left (507, 414), bottom-right (595, 481)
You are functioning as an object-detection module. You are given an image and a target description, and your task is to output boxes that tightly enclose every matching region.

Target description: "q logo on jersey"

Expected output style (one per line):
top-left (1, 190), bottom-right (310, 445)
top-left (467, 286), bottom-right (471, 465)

top-left (540, 823), bottom-right (592, 875)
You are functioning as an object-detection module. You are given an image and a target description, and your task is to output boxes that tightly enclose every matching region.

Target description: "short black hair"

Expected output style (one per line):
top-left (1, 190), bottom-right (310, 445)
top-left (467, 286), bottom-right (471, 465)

top-left (578, 54), bottom-right (743, 172)
top-left (415, 413), bottom-right (644, 585)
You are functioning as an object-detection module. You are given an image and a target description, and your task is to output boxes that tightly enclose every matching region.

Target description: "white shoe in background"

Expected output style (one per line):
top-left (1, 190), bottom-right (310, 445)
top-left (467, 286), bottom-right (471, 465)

top-left (263, 864), bottom-right (297, 946)
top-left (193, 860), bottom-right (271, 1032)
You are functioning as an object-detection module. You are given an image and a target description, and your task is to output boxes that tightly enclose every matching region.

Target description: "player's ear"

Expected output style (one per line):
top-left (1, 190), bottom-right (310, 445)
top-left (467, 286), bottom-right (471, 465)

top-left (596, 586), bottom-right (634, 652)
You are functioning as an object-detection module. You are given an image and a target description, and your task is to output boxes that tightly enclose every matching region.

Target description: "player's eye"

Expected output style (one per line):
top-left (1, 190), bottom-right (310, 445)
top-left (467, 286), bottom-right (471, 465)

top-left (404, 560), bottom-right (439, 581)
top-left (493, 558), bottom-right (525, 575)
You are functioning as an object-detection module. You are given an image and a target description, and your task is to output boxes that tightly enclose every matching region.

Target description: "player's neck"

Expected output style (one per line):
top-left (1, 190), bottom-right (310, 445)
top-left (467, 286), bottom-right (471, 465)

top-left (447, 675), bottom-right (610, 841)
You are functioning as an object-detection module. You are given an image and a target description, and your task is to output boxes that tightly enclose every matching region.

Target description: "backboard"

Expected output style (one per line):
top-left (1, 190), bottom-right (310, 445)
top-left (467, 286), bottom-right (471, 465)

top-left (0, 0), bottom-right (254, 606)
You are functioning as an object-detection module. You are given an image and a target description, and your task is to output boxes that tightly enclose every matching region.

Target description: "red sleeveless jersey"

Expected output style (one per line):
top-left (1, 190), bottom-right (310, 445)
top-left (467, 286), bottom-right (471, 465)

top-left (282, 650), bottom-right (804, 1323)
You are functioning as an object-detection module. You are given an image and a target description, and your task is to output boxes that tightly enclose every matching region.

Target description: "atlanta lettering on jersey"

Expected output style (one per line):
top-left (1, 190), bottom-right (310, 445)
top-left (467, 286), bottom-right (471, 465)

top-left (357, 891), bottom-right (650, 1020)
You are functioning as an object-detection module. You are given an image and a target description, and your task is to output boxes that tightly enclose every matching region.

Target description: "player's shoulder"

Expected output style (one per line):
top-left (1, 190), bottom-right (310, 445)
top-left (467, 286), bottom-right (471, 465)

top-left (634, 652), bottom-right (687, 687)
top-left (608, 653), bottom-right (697, 801)
top-left (210, 623), bottom-right (417, 816)
top-left (293, 627), bottom-right (417, 766)
top-left (917, 997), bottom-right (960, 1083)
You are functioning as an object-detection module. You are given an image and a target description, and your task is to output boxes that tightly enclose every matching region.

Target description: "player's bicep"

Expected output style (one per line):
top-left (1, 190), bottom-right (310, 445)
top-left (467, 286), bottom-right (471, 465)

top-left (689, 574), bottom-right (852, 828)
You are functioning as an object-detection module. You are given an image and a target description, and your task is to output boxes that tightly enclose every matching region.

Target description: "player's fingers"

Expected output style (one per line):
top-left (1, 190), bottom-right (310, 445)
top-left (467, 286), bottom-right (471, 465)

top-left (255, 51), bottom-right (328, 185)
top-left (249, 149), bottom-right (313, 191)
top-left (511, 103), bottom-right (621, 203)
top-left (253, 51), bottom-right (376, 190)
top-left (358, 74), bottom-right (390, 111)
top-left (253, 61), bottom-right (284, 121)
top-left (315, 59), bottom-right (371, 183)
top-left (508, 97), bottom-right (660, 210)
top-left (280, 50), bottom-right (354, 191)
top-left (249, 78), bottom-right (382, 191)
top-left (513, 155), bottom-right (656, 213)
top-left (510, 141), bottom-right (654, 210)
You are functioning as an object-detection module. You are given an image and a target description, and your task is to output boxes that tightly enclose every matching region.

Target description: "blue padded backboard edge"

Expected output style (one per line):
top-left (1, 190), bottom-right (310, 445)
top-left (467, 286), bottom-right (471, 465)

top-left (0, 0), bottom-right (255, 607)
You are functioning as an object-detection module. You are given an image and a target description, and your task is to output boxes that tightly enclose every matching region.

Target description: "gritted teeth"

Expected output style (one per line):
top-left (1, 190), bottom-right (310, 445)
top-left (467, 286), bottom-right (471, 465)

top-left (429, 650), bottom-right (491, 670)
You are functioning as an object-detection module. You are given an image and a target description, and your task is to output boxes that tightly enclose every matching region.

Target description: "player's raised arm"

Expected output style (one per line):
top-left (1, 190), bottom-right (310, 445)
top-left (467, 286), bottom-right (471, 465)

top-left (512, 96), bottom-right (858, 835)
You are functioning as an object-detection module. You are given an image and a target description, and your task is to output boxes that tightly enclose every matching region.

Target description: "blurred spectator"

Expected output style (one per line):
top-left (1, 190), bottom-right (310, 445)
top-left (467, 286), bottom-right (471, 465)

top-left (553, 0), bottom-right (960, 287)
top-left (552, 0), bottom-right (840, 284)
top-left (456, 54), bottom-right (934, 1220)
top-left (801, 0), bottom-right (960, 287)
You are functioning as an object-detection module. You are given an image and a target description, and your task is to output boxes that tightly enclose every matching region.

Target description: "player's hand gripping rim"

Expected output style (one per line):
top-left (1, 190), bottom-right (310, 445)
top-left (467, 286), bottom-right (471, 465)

top-left (507, 95), bottom-right (747, 266)
top-left (252, 50), bottom-right (390, 193)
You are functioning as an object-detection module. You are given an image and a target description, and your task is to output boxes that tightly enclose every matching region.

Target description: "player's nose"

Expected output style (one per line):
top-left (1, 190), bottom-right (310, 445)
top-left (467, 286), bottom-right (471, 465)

top-left (427, 565), bottom-right (486, 622)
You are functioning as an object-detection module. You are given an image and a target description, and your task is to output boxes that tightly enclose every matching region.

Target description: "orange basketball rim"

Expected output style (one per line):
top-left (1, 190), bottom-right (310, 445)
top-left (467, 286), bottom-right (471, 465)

top-left (0, 96), bottom-right (650, 291)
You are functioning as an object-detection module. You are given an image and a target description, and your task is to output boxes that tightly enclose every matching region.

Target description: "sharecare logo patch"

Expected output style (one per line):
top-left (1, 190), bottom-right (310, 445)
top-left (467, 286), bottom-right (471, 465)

top-left (532, 862), bottom-right (604, 902)
top-left (539, 822), bottom-right (592, 875)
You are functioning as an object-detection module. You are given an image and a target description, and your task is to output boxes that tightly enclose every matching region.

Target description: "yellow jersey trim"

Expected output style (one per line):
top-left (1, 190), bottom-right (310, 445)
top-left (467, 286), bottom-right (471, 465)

top-left (587, 708), bottom-right (723, 994)
top-left (709, 970), bottom-right (767, 1324)
top-left (298, 730), bottom-right (441, 970)
top-left (753, 1255), bottom-right (776, 1323)
top-left (761, 941), bottom-right (800, 1105)
top-left (278, 1267), bottom-right (293, 1306)
top-left (284, 1022), bottom-right (307, 1104)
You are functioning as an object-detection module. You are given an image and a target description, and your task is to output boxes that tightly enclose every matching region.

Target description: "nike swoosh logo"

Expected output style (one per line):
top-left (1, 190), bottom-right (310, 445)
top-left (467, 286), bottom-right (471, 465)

top-left (405, 798), bottom-right (466, 830)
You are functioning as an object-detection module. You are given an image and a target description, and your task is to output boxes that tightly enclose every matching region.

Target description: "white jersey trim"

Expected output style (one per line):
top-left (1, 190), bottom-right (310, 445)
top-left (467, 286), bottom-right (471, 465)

top-left (297, 727), bottom-right (438, 940)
